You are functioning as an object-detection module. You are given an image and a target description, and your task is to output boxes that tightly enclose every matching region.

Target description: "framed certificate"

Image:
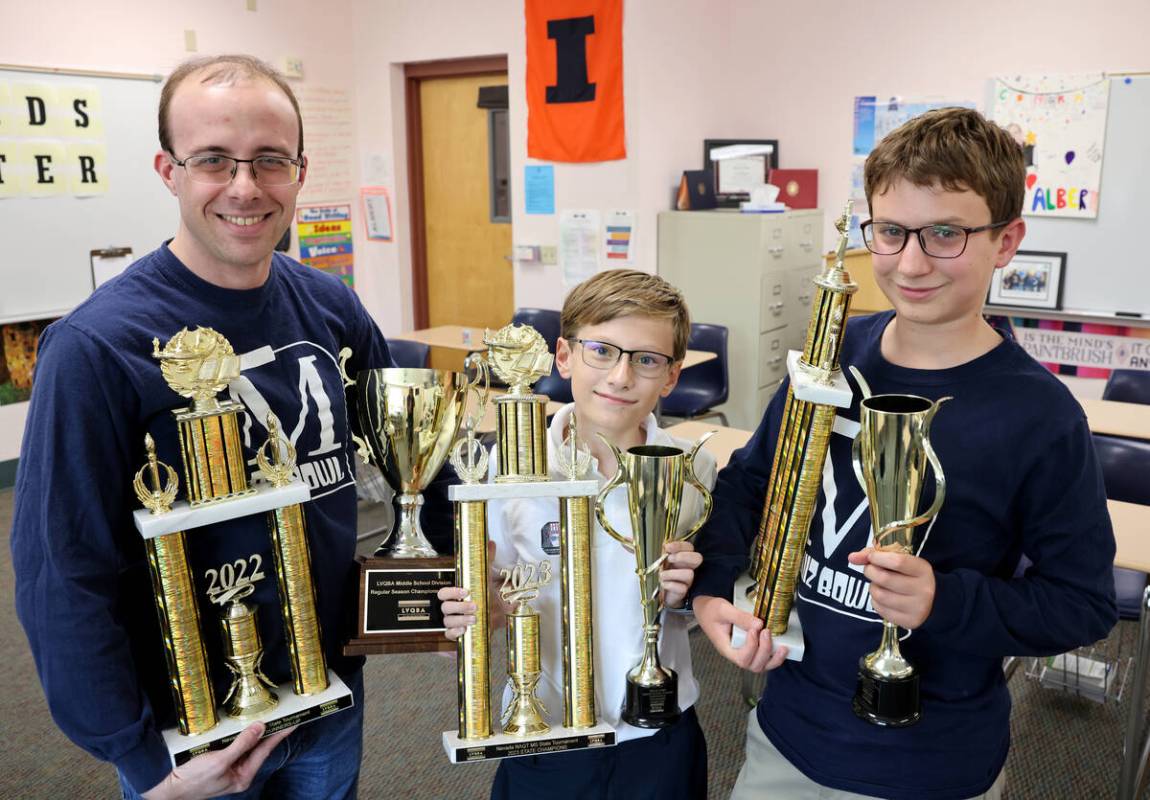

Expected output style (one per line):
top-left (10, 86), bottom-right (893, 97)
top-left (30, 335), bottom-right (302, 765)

top-left (702, 139), bottom-right (779, 208)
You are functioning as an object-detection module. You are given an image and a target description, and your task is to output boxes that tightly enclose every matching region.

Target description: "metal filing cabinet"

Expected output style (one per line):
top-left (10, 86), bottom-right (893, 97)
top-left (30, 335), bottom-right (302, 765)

top-left (657, 209), bottom-right (824, 430)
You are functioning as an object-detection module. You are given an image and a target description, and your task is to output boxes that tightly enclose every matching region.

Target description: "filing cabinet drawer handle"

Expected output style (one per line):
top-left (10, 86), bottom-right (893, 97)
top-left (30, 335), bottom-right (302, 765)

top-left (768, 356), bottom-right (784, 367)
top-left (768, 245), bottom-right (785, 257)
top-left (800, 239), bottom-right (813, 250)
top-left (770, 302), bottom-right (785, 316)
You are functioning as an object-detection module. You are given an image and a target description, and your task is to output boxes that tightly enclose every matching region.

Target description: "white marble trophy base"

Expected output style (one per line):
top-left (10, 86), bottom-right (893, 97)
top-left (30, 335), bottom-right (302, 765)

top-left (133, 481), bottom-right (312, 539)
top-left (729, 572), bottom-right (805, 662)
top-left (787, 350), bottom-right (854, 408)
top-left (448, 479), bottom-right (599, 503)
top-left (442, 720), bottom-right (616, 763)
top-left (162, 669), bottom-right (353, 766)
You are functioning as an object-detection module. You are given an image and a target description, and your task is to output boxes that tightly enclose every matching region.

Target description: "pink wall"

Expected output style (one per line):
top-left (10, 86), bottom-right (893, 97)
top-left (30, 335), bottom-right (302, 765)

top-left (722, 0), bottom-right (1150, 245)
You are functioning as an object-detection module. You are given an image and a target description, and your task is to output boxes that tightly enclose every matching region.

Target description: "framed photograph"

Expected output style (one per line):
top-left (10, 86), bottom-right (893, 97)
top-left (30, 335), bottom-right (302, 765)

top-left (986, 250), bottom-right (1066, 310)
top-left (702, 139), bottom-right (780, 208)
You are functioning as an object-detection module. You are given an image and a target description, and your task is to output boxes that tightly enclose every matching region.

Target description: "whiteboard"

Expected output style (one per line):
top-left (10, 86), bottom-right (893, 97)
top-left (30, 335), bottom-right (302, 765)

top-left (1022, 75), bottom-right (1150, 318)
top-left (0, 69), bottom-right (176, 325)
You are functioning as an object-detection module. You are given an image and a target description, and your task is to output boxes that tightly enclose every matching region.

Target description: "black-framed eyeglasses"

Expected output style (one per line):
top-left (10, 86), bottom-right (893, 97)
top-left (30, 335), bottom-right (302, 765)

top-left (860, 219), bottom-right (1011, 259)
top-left (169, 153), bottom-right (303, 187)
top-left (571, 339), bottom-right (675, 378)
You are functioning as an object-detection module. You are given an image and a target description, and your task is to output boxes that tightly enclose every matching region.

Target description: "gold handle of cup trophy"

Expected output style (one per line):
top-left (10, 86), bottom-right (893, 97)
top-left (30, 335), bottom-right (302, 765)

top-left (593, 435), bottom-right (634, 552)
top-left (679, 431), bottom-right (716, 543)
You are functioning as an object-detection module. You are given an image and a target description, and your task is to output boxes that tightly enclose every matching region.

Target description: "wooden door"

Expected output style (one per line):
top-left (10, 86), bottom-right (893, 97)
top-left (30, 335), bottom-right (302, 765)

top-left (420, 73), bottom-right (512, 369)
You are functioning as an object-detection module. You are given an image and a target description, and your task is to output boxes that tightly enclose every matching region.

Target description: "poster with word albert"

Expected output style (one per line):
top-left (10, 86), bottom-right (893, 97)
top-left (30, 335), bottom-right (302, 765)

top-left (992, 73), bottom-right (1110, 219)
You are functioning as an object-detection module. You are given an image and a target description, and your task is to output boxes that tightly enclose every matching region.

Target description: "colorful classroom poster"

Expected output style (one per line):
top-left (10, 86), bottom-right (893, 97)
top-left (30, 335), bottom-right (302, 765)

top-left (297, 204), bottom-right (354, 287)
top-left (602, 209), bottom-right (634, 264)
top-left (991, 73), bottom-right (1109, 219)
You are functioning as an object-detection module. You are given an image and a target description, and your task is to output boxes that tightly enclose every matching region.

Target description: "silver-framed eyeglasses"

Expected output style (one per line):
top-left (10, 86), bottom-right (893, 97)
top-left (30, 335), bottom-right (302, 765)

top-left (169, 153), bottom-right (303, 187)
top-left (860, 219), bottom-right (1010, 259)
top-left (571, 339), bottom-right (674, 378)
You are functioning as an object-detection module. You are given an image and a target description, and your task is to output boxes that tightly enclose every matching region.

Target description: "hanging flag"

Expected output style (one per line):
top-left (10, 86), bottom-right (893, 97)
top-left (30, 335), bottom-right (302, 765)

top-left (525, 0), bottom-right (625, 163)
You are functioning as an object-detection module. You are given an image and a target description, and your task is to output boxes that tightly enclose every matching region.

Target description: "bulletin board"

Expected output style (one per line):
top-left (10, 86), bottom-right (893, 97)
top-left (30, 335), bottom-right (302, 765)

top-left (0, 68), bottom-right (174, 325)
top-left (1000, 74), bottom-right (1150, 317)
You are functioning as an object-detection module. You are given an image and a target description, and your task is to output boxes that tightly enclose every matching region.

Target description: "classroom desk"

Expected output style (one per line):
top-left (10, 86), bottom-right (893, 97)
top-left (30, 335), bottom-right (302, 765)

top-left (665, 420), bottom-right (752, 467)
top-left (1080, 398), bottom-right (1150, 441)
top-left (398, 324), bottom-right (718, 369)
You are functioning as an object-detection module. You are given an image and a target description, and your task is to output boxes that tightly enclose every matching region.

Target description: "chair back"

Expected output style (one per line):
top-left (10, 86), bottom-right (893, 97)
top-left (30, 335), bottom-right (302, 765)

top-left (660, 322), bottom-right (729, 418)
top-left (1103, 369), bottom-right (1150, 405)
top-left (387, 338), bottom-right (431, 369)
top-left (1094, 433), bottom-right (1150, 619)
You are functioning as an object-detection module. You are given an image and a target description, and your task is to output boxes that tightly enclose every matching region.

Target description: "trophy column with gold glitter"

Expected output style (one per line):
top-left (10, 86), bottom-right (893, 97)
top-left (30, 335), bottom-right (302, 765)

top-left (441, 332), bottom-right (615, 763)
top-left (133, 327), bottom-right (354, 767)
top-left (732, 202), bottom-right (860, 660)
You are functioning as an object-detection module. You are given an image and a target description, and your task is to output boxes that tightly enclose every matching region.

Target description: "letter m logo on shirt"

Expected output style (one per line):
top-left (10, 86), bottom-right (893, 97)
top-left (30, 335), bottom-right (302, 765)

top-left (525, 0), bottom-right (625, 162)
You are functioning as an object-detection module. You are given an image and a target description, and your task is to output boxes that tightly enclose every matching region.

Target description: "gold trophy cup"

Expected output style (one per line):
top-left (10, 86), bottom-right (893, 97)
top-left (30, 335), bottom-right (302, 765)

top-left (341, 353), bottom-right (488, 654)
top-left (850, 379), bottom-right (949, 727)
top-left (595, 435), bottom-right (713, 728)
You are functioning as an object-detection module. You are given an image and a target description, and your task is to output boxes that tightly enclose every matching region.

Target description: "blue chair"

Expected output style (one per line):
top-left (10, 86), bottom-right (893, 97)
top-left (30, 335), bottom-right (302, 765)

top-left (388, 338), bottom-right (430, 369)
top-left (660, 322), bottom-right (729, 425)
top-left (511, 307), bottom-right (572, 403)
top-left (1094, 434), bottom-right (1150, 619)
top-left (1103, 370), bottom-right (1150, 405)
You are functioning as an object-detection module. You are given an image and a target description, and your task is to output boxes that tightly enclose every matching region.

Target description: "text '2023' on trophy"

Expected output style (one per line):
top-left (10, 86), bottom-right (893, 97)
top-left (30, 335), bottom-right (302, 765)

top-left (850, 370), bottom-right (949, 727)
top-left (340, 349), bottom-right (488, 654)
top-left (136, 328), bottom-right (353, 766)
top-left (596, 434), bottom-right (714, 728)
top-left (443, 351), bottom-right (616, 762)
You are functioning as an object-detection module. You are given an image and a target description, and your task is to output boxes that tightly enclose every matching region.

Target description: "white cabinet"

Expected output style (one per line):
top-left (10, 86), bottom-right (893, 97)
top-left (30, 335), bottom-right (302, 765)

top-left (657, 209), bottom-right (824, 430)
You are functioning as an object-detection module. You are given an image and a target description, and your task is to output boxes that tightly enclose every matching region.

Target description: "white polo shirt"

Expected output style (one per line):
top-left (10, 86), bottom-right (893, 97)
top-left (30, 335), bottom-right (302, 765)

top-left (487, 403), bottom-right (717, 744)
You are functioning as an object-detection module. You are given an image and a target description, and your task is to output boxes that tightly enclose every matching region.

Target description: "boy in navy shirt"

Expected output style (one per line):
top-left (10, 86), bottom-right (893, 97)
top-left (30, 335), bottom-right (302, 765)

top-left (693, 108), bottom-right (1117, 799)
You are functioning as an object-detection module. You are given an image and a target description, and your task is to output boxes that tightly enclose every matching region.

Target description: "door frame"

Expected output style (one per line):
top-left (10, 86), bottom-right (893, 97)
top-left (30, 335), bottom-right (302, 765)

top-left (404, 55), bottom-right (509, 329)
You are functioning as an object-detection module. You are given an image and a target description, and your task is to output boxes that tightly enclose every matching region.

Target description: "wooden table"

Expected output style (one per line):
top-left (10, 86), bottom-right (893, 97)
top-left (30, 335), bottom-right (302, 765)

top-left (398, 325), bottom-right (718, 369)
top-left (1080, 398), bottom-right (1150, 441)
top-left (397, 324), bottom-right (483, 352)
top-left (665, 420), bottom-right (752, 467)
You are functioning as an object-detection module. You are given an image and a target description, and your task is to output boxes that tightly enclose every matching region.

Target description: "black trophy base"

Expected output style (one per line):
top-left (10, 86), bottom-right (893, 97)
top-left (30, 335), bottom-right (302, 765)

top-left (343, 555), bottom-right (455, 655)
top-left (852, 660), bottom-right (921, 728)
top-left (622, 670), bottom-right (681, 729)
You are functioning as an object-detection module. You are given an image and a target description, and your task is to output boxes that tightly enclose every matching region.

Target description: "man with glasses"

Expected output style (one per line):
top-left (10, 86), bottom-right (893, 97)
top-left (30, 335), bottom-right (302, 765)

top-left (693, 107), bottom-right (1115, 799)
top-left (12, 55), bottom-right (413, 799)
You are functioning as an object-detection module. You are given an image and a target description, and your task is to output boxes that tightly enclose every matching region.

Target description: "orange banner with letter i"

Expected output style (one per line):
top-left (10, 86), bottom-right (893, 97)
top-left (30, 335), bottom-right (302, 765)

top-left (525, 0), bottom-right (625, 162)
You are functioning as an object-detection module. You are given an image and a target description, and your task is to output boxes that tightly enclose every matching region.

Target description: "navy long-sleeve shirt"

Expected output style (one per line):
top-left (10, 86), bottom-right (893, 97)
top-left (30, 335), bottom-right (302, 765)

top-left (10, 245), bottom-right (454, 792)
top-left (693, 311), bottom-right (1117, 799)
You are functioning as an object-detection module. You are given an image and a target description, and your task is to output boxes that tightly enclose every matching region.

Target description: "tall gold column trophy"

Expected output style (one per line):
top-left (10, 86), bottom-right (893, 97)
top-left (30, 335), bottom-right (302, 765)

top-left (133, 328), bottom-right (352, 767)
top-left (340, 354), bottom-right (489, 654)
top-left (596, 436), bottom-right (714, 727)
top-left (733, 202), bottom-right (860, 661)
top-left (849, 369), bottom-right (949, 726)
top-left (441, 325), bottom-right (616, 763)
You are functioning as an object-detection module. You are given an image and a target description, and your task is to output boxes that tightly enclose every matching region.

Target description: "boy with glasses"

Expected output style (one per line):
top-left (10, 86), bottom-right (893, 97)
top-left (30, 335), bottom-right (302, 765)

top-left (11, 55), bottom-right (440, 799)
top-left (439, 269), bottom-right (716, 799)
top-left (692, 107), bottom-right (1116, 799)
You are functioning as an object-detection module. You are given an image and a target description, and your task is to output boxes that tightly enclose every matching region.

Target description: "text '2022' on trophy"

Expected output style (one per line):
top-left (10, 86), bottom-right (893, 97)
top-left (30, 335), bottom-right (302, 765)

top-left (134, 327), bottom-right (352, 766)
top-left (340, 349), bottom-right (489, 654)
top-left (850, 369), bottom-right (949, 727)
top-left (442, 323), bottom-right (615, 763)
top-left (595, 433), bottom-right (714, 728)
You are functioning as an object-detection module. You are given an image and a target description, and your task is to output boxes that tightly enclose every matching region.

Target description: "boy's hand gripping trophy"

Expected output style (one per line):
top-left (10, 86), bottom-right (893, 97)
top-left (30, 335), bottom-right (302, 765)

top-left (595, 433), bottom-right (714, 728)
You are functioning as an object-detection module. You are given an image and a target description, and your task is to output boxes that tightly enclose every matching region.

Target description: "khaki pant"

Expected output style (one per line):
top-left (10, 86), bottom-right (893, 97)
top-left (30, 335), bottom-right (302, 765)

top-left (730, 710), bottom-right (1005, 800)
